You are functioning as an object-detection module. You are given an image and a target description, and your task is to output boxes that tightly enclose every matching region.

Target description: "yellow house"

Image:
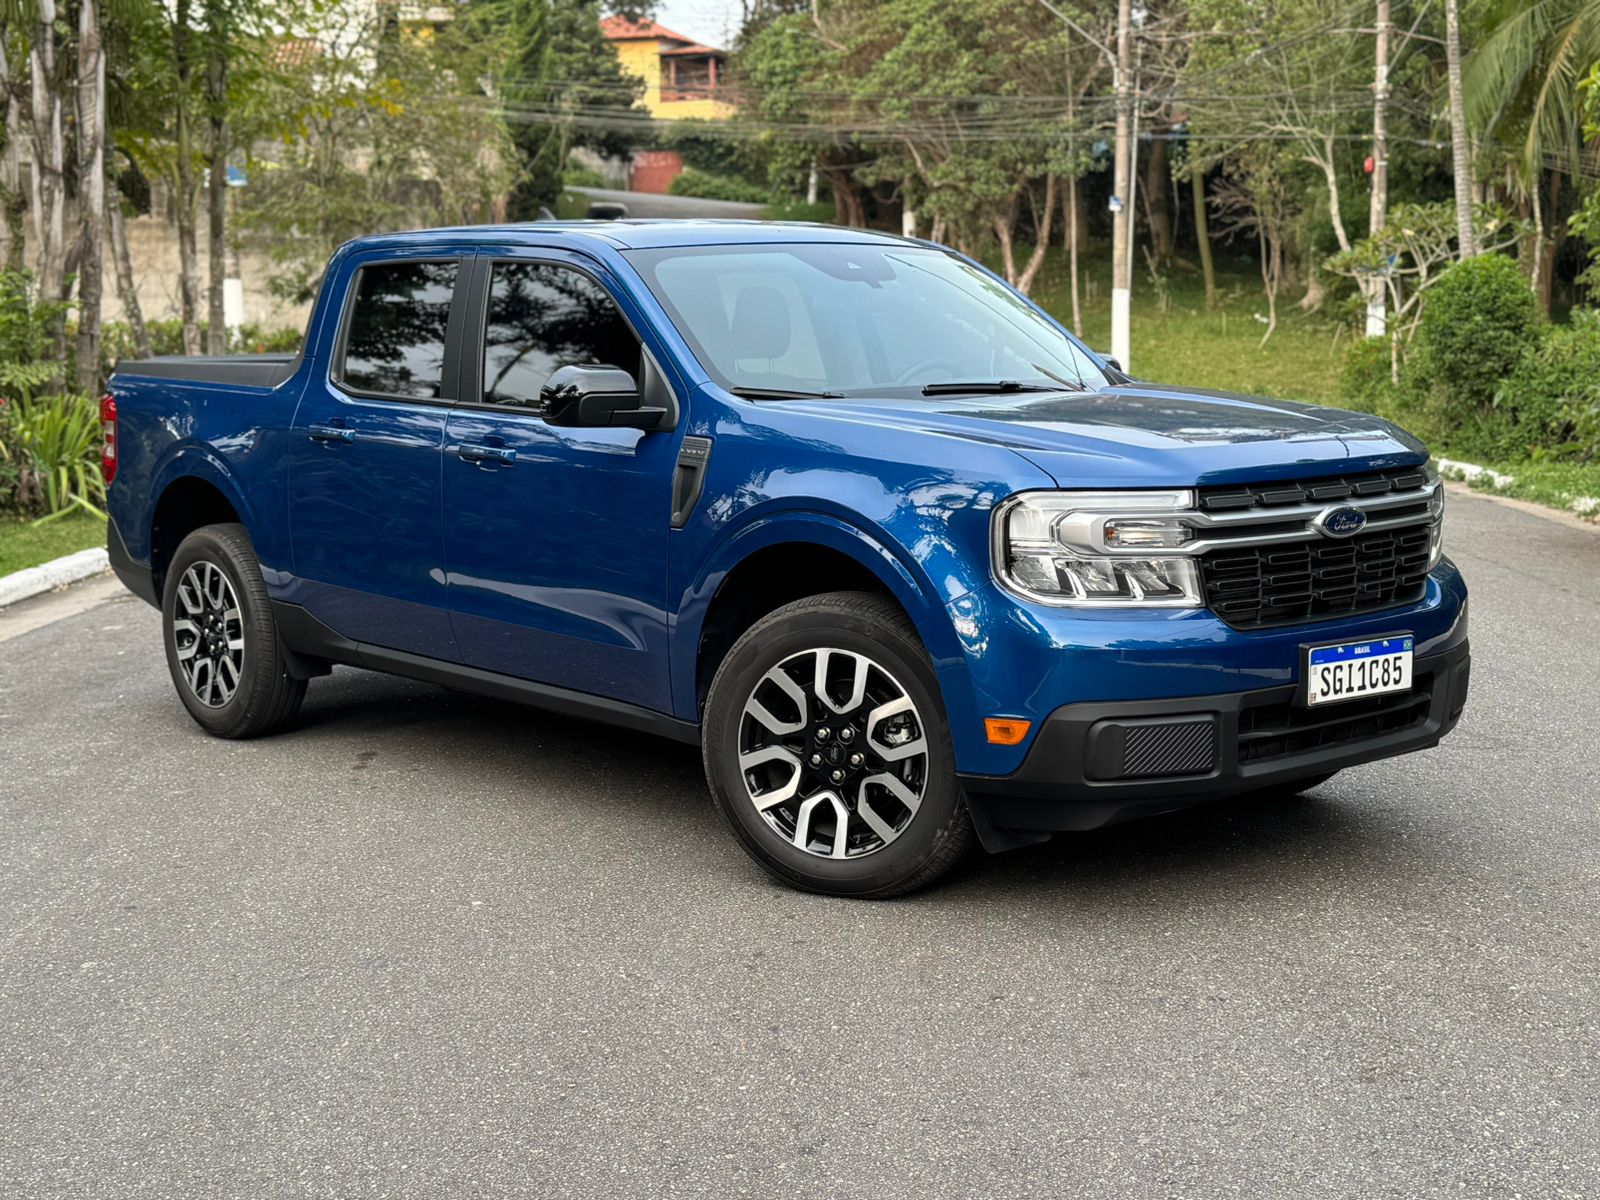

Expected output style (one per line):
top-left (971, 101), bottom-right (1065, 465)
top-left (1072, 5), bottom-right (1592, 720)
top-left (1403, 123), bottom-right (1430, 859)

top-left (600, 16), bottom-right (736, 121)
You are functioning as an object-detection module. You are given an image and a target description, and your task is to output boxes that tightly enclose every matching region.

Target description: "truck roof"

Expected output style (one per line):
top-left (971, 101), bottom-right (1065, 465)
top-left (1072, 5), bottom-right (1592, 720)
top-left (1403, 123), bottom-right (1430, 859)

top-left (342, 219), bottom-right (917, 253)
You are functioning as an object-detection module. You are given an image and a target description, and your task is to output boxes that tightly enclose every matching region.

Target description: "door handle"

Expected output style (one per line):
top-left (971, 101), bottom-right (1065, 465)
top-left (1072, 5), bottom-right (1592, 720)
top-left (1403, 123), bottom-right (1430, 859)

top-left (307, 424), bottom-right (355, 444)
top-left (457, 443), bottom-right (517, 465)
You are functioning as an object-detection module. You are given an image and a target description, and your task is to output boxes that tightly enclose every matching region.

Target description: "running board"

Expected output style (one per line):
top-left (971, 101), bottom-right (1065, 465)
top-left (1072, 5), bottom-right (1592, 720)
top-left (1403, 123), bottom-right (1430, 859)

top-left (270, 601), bottom-right (701, 745)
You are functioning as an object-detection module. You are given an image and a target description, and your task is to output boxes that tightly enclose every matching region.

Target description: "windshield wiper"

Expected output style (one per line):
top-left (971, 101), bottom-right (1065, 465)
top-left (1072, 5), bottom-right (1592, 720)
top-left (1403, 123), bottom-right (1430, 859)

top-left (920, 380), bottom-right (1065, 396)
top-left (730, 385), bottom-right (847, 400)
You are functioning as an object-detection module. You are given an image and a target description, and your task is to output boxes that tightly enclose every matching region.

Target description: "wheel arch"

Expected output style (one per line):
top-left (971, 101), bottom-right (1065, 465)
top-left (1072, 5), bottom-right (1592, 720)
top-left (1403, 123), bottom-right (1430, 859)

top-left (147, 456), bottom-right (253, 601)
top-left (674, 512), bottom-right (976, 730)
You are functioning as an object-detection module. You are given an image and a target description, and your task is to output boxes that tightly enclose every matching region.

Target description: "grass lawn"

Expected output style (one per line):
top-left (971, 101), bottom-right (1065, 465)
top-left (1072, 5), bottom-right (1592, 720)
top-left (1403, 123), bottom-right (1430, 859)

top-left (0, 511), bottom-right (107, 578)
top-left (1027, 244), bottom-right (1346, 403)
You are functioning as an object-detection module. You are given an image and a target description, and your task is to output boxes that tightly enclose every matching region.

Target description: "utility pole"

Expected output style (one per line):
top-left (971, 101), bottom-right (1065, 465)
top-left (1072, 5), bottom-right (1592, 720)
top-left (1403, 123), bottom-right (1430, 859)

top-left (1366, 0), bottom-right (1390, 336)
top-left (1032, 0), bottom-right (1130, 367)
top-left (1443, 0), bottom-right (1477, 257)
top-left (1111, 0), bottom-right (1132, 370)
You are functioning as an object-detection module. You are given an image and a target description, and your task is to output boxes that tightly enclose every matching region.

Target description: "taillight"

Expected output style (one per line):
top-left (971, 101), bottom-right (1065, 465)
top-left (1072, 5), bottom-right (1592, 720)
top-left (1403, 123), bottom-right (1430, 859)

top-left (100, 393), bottom-right (117, 483)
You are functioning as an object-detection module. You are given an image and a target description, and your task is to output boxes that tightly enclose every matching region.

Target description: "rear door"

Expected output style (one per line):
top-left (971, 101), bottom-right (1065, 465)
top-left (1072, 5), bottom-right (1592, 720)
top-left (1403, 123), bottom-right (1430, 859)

top-left (287, 251), bottom-right (471, 660)
top-left (441, 248), bottom-right (678, 712)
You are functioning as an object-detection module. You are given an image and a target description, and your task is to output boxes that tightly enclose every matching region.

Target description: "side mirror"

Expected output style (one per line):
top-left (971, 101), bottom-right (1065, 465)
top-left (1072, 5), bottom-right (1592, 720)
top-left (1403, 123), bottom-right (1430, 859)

top-left (1100, 354), bottom-right (1123, 373)
top-left (540, 364), bottom-right (666, 430)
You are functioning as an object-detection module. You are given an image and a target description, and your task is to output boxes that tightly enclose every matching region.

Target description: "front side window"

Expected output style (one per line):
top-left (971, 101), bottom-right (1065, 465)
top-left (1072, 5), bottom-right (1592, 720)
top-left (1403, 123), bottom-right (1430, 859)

top-left (481, 262), bottom-right (642, 410)
top-left (626, 243), bottom-right (1108, 398)
top-left (339, 260), bottom-right (458, 399)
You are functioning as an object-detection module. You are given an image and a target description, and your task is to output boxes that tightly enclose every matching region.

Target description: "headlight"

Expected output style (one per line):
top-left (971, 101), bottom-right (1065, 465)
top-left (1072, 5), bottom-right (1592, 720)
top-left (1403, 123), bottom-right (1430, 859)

top-left (1428, 481), bottom-right (1445, 568)
top-left (993, 491), bottom-right (1204, 607)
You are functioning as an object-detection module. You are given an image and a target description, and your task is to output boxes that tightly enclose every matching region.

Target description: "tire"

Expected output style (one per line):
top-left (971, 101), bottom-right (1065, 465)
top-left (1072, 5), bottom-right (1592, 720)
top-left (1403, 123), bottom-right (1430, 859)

top-left (702, 591), bottom-right (974, 898)
top-left (161, 523), bottom-right (306, 739)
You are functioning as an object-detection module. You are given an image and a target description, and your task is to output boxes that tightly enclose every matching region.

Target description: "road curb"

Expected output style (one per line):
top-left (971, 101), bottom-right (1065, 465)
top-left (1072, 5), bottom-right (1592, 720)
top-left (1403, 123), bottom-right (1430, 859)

top-left (0, 547), bottom-right (111, 608)
top-left (1436, 456), bottom-right (1600, 524)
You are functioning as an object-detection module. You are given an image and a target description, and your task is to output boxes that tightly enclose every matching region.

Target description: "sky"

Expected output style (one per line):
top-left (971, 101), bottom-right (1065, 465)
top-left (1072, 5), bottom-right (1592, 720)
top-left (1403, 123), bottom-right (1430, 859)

top-left (651, 0), bottom-right (746, 50)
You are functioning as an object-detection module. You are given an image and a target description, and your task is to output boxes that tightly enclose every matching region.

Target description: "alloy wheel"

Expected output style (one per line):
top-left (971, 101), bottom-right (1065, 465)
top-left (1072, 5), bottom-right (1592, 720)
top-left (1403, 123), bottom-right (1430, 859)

top-left (737, 647), bottom-right (929, 859)
top-left (171, 561), bottom-right (246, 707)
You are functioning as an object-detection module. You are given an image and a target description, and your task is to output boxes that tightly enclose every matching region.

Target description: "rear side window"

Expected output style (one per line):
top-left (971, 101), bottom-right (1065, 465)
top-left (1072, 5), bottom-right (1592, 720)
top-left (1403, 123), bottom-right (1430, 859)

top-left (480, 262), bottom-right (641, 410)
top-left (340, 260), bottom-right (458, 399)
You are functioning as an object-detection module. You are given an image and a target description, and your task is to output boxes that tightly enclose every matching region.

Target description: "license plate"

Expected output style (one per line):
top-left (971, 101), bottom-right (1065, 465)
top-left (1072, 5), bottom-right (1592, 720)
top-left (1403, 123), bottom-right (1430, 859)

top-left (1305, 636), bottom-right (1413, 706)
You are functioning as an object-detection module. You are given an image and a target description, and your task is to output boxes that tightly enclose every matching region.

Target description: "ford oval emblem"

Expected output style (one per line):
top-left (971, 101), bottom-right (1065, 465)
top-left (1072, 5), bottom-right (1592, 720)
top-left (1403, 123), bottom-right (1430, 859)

top-left (1317, 506), bottom-right (1368, 537)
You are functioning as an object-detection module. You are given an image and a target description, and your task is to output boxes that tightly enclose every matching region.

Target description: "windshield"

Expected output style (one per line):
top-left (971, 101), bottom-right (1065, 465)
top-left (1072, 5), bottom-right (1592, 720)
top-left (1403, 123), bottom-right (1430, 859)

top-left (625, 242), bottom-right (1108, 398)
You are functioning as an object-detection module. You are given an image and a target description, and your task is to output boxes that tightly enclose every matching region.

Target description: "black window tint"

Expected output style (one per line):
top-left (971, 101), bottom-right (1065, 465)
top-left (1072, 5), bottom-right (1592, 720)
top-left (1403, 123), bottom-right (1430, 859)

top-left (481, 262), bottom-right (641, 410)
top-left (340, 260), bottom-right (458, 399)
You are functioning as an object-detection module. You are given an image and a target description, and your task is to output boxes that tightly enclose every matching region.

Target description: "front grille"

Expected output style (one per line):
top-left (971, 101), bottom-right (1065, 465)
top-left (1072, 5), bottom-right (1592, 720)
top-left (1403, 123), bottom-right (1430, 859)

top-left (1202, 525), bottom-right (1432, 629)
top-left (1196, 468), bottom-right (1436, 630)
top-left (1237, 674), bottom-right (1436, 764)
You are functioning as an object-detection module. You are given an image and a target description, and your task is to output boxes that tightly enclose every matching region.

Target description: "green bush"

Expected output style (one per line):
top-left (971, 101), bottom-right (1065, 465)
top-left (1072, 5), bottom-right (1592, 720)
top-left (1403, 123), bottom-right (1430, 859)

top-left (1337, 336), bottom-right (1394, 414)
top-left (122, 318), bottom-right (303, 359)
top-left (562, 164), bottom-right (607, 189)
top-left (1495, 310), bottom-right (1600, 461)
top-left (7, 391), bottom-right (106, 521)
top-left (1415, 254), bottom-right (1540, 406)
top-left (668, 167), bottom-right (768, 204)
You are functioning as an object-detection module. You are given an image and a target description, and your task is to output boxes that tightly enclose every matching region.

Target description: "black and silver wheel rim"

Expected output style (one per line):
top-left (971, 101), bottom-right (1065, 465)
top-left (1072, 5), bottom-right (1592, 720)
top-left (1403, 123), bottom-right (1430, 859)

top-left (171, 561), bottom-right (245, 708)
top-left (738, 647), bottom-right (929, 860)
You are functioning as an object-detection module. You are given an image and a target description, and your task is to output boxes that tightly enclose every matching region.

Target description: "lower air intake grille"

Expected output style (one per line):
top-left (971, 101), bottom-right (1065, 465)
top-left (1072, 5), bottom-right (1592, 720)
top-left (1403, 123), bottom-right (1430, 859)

top-left (1237, 675), bottom-right (1435, 764)
top-left (1201, 525), bottom-right (1432, 630)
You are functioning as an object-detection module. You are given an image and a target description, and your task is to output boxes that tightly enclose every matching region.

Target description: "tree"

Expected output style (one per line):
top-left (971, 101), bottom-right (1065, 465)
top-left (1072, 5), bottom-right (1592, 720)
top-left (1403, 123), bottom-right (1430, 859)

top-left (1444, 0), bottom-right (1478, 258)
top-left (235, 4), bottom-right (517, 300)
top-left (1327, 201), bottom-right (1525, 379)
top-left (1566, 62), bottom-right (1600, 289)
top-left (1465, 0), bottom-right (1600, 305)
top-left (29, 0), bottom-right (67, 328)
top-left (487, 0), bottom-right (641, 219)
top-left (77, 0), bottom-right (108, 391)
top-left (203, 0), bottom-right (227, 353)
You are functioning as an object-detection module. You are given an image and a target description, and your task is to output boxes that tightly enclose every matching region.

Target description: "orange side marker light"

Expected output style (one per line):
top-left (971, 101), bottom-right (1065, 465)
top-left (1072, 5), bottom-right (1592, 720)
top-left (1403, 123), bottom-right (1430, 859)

top-left (984, 717), bottom-right (1032, 746)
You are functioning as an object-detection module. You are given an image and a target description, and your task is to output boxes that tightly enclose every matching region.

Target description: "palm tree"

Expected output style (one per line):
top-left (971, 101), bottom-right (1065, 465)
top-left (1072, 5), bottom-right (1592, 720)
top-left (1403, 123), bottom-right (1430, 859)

top-left (1464, 0), bottom-right (1600, 304)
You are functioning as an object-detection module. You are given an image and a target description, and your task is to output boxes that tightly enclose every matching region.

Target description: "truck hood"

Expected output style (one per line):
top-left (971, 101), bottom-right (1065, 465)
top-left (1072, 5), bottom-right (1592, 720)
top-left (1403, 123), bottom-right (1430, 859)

top-left (781, 383), bottom-right (1428, 487)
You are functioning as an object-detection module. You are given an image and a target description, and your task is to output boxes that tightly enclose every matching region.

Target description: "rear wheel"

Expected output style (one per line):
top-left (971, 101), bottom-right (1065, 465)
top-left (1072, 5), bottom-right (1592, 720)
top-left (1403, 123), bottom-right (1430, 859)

top-left (162, 523), bottom-right (305, 739)
top-left (703, 592), bottom-right (973, 898)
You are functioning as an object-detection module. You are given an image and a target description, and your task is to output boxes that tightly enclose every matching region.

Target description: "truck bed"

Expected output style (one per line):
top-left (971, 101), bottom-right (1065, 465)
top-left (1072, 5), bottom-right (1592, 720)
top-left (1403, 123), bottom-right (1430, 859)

top-left (112, 353), bottom-right (301, 389)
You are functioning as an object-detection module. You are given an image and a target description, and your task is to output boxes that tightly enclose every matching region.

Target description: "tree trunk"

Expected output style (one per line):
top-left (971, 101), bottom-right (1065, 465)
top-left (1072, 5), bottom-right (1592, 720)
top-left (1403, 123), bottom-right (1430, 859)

top-left (1319, 134), bottom-right (1351, 254)
top-left (993, 211), bottom-right (1018, 286)
top-left (174, 0), bottom-right (202, 355)
top-left (1065, 173), bottom-right (1083, 334)
top-left (1258, 228), bottom-right (1279, 347)
top-left (205, 2), bottom-right (228, 353)
top-left (76, 0), bottom-right (107, 393)
top-left (826, 166), bottom-right (863, 228)
top-left (29, 0), bottom-right (67, 323)
top-left (1014, 175), bottom-right (1057, 297)
top-left (1529, 168), bottom-right (1545, 303)
top-left (0, 33), bottom-right (26, 273)
top-left (1537, 168), bottom-right (1561, 312)
top-left (108, 200), bottom-right (152, 358)
top-left (1443, 0), bottom-right (1476, 257)
top-left (1144, 131), bottom-right (1172, 265)
top-left (1110, 0), bottom-right (1133, 371)
top-left (1191, 166), bottom-right (1216, 309)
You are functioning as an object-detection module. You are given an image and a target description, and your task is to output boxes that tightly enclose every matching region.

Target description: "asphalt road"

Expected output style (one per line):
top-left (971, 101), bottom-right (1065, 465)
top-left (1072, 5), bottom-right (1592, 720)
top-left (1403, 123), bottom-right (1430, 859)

top-left (3, 488), bottom-right (1598, 1199)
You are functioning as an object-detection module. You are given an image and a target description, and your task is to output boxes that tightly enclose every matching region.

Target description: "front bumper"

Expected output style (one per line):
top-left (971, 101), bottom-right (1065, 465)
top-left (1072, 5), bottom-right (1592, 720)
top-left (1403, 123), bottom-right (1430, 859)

top-left (959, 638), bottom-right (1470, 845)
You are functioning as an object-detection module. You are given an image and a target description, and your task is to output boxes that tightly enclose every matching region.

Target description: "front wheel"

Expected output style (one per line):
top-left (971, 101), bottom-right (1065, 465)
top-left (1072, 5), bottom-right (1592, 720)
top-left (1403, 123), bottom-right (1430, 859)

top-left (162, 523), bottom-right (306, 739)
top-left (702, 592), bottom-right (973, 898)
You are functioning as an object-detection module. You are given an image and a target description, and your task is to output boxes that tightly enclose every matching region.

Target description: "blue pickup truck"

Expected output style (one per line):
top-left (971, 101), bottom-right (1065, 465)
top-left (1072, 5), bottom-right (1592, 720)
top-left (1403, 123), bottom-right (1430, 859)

top-left (104, 221), bottom-right (1470, 896)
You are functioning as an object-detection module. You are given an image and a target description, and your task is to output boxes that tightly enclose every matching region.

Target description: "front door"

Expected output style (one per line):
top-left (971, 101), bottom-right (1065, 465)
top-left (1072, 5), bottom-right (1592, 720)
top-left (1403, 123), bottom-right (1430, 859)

top-left (288, 253), bottom-right (468, 660)
top-left (442, 252), bottom-right (678, 712)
